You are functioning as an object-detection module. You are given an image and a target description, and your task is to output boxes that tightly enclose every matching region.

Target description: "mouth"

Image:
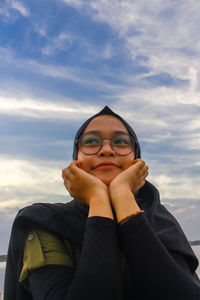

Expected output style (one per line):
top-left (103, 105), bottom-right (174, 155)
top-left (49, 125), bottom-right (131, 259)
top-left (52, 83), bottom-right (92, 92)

top-left (93, 162), bottom-right (120, 170)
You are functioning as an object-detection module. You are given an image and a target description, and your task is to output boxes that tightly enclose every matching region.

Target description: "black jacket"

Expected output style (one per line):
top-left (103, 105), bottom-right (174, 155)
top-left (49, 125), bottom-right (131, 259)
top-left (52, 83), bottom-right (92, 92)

top-left (4, 181), bottom-right (200, 300)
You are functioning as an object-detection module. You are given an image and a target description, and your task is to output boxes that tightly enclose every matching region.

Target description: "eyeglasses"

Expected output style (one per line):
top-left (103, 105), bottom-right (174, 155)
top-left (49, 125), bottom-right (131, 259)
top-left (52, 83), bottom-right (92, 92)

top-left (77, 133), bottom-right (135, 156)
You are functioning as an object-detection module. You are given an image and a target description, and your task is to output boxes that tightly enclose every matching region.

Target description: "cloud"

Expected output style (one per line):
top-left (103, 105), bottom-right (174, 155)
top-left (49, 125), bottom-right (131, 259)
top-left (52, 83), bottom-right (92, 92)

top-left (149, 172), bottom-right (200, 200)
top-left (0, 153), bottom-right (199, 215)
top-left (63, 1), bottom-right (200, 91)
top-left (0, 0), bottom-right (199, 244)
top-left (0, 156), bottom-right (72, 215)
top-left (110, 86), bottom-right (200, 150)
top-left (9, 0), bottom-right (29, 17)
top-left (0, 0), bottom-right (29, 18)
top-left (0, 95), bottom-right (101, 120)
top-left (0, 156), bottom-right (64, 192)
top-left (0, 47), bottom-right (88, 85)
top-left (62, 0), bottom-right (83, 8)
top-left (0, 46), bottom-right (123, 94)
top-left (0, 155), bottom-right (73, 255)
top-left (41, 33), bottom-right (73, 56)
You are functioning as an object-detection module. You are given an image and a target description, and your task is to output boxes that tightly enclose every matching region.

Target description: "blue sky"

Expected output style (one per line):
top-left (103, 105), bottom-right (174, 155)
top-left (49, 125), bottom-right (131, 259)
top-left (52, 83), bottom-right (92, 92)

top-left (0, 0), bottom-right (200, 257)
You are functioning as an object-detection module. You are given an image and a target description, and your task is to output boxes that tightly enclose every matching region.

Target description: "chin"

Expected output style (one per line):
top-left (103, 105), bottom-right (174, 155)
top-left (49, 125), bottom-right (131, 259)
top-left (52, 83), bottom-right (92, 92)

top-left (97, 175), bottom-right (116, 186)
top-left (101, 178), bottom-right (112, 186)
top-left (91, 169), bottom-right (121, 186)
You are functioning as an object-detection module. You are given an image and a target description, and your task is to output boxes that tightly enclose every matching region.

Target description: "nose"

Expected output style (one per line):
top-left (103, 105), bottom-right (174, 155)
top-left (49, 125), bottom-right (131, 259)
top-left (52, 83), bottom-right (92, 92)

top-left (98, 140), bottom-right (116, 157)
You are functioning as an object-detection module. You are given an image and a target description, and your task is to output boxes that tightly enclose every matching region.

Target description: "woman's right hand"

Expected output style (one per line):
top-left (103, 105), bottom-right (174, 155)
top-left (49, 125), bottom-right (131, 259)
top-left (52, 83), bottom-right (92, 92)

top-left (62, 161), bottom-right (109, 206)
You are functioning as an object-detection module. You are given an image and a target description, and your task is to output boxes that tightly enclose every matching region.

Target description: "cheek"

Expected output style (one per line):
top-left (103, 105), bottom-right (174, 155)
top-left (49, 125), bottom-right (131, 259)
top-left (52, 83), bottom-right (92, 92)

top-left (121, 153), bottom-right (135, 169)
top-left (77, 151), bottom-right (92, 172)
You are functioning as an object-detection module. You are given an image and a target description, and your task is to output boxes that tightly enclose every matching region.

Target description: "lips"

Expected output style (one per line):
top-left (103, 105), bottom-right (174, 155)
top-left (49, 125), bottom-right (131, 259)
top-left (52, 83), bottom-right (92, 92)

top-left (93, 162), bottom-right (120, 169)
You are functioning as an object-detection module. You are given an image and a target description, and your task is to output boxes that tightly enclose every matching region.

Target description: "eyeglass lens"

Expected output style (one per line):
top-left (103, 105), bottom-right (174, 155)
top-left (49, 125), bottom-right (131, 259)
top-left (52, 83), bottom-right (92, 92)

top-left (79, 133), bottom-right (134, 155)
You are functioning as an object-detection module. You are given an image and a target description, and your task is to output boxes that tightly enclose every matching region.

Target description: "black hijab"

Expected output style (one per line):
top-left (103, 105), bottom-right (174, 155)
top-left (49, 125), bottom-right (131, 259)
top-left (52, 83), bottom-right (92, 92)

top-left (4, 106), bottom-right (199, 300)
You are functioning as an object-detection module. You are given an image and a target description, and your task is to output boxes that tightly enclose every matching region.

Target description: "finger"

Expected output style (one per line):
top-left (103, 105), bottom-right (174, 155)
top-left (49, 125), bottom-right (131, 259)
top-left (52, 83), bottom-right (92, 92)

top-left (69, 161), bottom-right (82, 174)
top-left (62, 167), bottom-right (69, 179)
top-left (62, 166), bottom-right (74, 181)
top-left (142, 164), bottom-right (148, 175)
top-left (139, 179), bottom-right (146, 189)
top-left (129, 159), bottom-right (144, 171)
top-left (62, 168), bottom-right (67, 179)
top-left (137, 165), bottom-right (148, 182)
top-left (71, 162), bottom-right (91, 177)
top-left (63, 178), bottom-right (69, 191)
top-left (63, 161), bottom-right (81, 177)
top-left (68, 161), bottom-right (77, 171)
top-left (136, 159), bottom-right (146, 169)
top-left (136, 163), bottom-right (147, 177)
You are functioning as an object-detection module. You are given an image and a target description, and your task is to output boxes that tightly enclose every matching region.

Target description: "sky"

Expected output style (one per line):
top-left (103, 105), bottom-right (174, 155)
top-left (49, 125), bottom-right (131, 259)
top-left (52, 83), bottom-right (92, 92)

top-left (0, 0), bottom-right (200, 261)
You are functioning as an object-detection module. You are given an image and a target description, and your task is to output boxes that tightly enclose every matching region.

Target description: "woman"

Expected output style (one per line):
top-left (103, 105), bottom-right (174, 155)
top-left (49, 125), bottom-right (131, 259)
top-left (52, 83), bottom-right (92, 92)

top-left (4, 106), bottom-right (200, 299)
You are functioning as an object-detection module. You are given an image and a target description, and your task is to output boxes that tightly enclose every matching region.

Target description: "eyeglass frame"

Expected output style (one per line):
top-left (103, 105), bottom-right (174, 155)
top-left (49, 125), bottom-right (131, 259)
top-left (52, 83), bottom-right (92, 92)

top-left (76, 134), bottom-right (136, 156)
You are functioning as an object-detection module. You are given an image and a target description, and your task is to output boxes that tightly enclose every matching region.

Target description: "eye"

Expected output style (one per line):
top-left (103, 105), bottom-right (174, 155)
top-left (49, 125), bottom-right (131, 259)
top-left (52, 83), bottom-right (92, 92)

top-left (84, 138), bottom-right (99, 145)
top-left (113, 137), bottom-right (130, 145)
top-left (80, 135), bottom-right (100, 146)
top-left (114, 139), bottom-right (128, 144)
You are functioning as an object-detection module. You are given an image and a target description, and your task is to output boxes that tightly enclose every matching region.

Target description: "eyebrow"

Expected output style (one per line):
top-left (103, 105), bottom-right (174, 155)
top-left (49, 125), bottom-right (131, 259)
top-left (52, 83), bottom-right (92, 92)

top-left (83, 130), bottom-right (129, 136)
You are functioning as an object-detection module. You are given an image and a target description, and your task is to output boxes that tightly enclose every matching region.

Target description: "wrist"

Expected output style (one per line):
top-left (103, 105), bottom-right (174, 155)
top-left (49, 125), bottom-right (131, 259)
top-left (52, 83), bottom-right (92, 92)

top-left (88, 196), bottom-right (114, 220)
top-left (88, 187), bottom-right (109, 203)
top-left (109, 187), bottom-right (140, 223)
top-left (109, 184), bottom-right (131, 202)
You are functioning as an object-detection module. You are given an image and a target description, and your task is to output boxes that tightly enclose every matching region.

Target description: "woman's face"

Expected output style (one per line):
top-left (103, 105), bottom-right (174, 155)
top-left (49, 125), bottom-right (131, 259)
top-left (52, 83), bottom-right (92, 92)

top-left (77, 115), bottom-right (135, 185)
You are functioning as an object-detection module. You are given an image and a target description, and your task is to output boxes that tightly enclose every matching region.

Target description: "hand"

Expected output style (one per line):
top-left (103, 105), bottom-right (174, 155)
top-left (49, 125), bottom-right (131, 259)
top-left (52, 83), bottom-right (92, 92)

top-left (109, 159), bottom-right (148, 195)
top-left (62, 161), bottom-right (108, 206)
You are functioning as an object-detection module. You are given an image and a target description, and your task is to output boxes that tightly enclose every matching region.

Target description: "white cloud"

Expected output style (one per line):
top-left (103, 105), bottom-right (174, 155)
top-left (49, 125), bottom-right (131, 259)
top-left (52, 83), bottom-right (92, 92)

top-left (0, 157), bottom-right (73, 213)
top-left (64, 1), bottom-right (200, 95)
top-left (148, 172), bottom-right (200, 200)
top-left (41, 33), bottom-right (73, 56)
top-left (0, 0), bottom-right (29, 18)
top-left (0, 96), bottom-right (100, 120)
top-left (62, 0), bottom-right (83, 8)
top-left (0, 157), bottom-right (64, 192)
top-left (10, 0), bottom-right (29, 17)
top-left (111, 85), bottom-right (200, 143)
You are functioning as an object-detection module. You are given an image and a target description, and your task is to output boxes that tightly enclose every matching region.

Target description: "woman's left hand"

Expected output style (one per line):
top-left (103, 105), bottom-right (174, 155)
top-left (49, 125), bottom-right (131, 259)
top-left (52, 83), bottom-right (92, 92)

top-left (109, 159), bottom-right (148, 195)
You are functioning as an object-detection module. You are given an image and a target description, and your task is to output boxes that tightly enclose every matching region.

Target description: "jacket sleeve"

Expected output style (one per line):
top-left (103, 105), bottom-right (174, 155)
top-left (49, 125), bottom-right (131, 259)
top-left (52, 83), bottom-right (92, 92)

top-left (19, 229), bottom-right (75, 283)
top-left (27, 216), bottom-right (122, 300)
top-left (118, 213), bottom-right (200, 300)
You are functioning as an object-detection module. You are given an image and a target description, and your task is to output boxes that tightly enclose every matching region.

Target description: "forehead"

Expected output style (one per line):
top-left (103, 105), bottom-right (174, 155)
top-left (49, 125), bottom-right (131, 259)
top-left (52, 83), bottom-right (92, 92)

top-left (83, 115), bottom-right (129, 135)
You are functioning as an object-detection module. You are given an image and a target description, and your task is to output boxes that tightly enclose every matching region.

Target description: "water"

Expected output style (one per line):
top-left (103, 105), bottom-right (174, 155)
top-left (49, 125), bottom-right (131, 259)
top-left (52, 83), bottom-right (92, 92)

top-left (192, 245), bottom-right (200, 277)
top-left (0, 262), bottom-right (6, 296)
